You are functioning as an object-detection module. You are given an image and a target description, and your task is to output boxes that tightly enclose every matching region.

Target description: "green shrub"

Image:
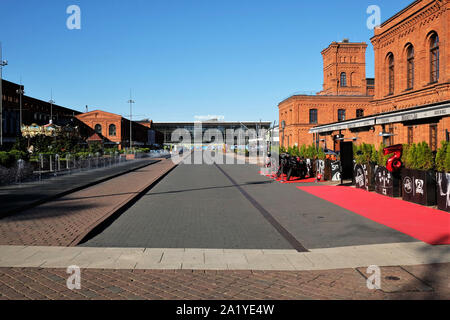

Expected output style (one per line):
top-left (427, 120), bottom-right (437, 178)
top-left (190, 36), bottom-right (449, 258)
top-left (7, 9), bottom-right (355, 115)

top-left (317, 148), bottom-right (326, 160)
top-left (299, 145), bottom-right (307, 158)
top-left (416, 142), bottom-right (434, 171)
top-left (354, 143), bottom-right (377, 164)
top-left (0, 150), bottom-right (28, 168)
top-left (377, 143), bottom-right (390, 167)
top-left (445, 143), bottom-right (450, 172)
top-left (435, 141), bottom-right (448, 172)
top-left (305, 144), bottom-right (317, 159)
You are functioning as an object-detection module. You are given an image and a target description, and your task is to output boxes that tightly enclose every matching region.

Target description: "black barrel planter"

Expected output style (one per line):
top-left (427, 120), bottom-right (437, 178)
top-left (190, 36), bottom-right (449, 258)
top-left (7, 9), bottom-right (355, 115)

top-left (354, 163), bottom-right (376, 191)
top-left (401, 168), bottom-right (437, 206)
top-left (436, 172), bottom-right (450, 212)
top-left (375, 166), bottom-right (401, 197)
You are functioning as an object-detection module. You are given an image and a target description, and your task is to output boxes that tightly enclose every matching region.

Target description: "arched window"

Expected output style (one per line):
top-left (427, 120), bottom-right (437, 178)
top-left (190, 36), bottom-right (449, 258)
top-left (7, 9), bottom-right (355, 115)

top-left (109, 124), bottom-right (117, 136)
top-left (340, 73), bottom-right (347, 87)
top-left (94, 124), bottom-right (102, 134)
top-left (406, 45), bottom-right (414, 89)
top-left (309, 109), bottom-right (318, 124)
top-left (430, 33), bottom-right (439, 83)
top-left (388, 53), bottom-right (395, 95)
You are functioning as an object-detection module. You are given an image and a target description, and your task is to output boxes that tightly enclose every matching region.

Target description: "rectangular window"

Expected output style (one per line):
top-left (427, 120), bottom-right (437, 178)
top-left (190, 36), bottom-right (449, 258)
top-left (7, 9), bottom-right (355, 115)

top-left (430, 125), bottom-right (437, 151)
top-left (407, 127), bottom-right (414, 144)
top-left (407, 59), bottom-right (414, 89)
top-left (356, 109), bottom-right (364, 118)
top-left (309, 109), bottom-right (318, 124)
top-left (338, 109), bottom-right (346, 122)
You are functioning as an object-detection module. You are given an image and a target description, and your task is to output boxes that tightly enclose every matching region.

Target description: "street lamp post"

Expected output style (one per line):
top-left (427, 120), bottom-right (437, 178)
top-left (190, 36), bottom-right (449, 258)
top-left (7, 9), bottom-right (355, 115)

top-left (49, 91), bottom-right (55, 124)
top-left (0, 43), bottom-right (8, 147)
top-left (127, 92), bottom-right (135, 149)
top-left (16, 81), bottom-right (24, 130)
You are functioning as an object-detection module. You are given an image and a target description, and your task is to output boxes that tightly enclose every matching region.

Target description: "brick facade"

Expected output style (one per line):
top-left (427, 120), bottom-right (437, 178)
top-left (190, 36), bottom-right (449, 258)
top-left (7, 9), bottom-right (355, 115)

top-left (76, 110), bottom-right (150, 149)
top-left (279, 41), bottom-right (374, 148)
top-left (279, 0), bottom-right (449, 151)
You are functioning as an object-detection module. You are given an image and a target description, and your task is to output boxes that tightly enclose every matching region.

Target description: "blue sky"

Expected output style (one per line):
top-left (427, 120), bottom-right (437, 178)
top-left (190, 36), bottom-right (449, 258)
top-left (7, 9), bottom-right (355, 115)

top-left (0, 0), bottom-right (412, 122)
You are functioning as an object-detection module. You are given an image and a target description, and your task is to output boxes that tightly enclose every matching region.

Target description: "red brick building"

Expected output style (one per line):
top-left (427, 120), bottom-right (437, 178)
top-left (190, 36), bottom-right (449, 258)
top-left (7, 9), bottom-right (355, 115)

top-left (1, 79), bottom-right (81, 148)
top-left (281, 0), bottom-right (450, 151)
top-left (279, 40), bottom-right (374, 149)
top-left (76, 110), bottom-right (152, 149)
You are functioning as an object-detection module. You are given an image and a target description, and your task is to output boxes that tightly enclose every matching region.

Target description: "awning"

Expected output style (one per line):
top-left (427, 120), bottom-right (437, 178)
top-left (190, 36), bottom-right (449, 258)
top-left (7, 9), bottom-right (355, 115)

top-left (309, 101), bottom-right (450, 134)
top-left (376, 102), bottom-right (450, 124)
top-left (310, 117), bottom-right (376, 134)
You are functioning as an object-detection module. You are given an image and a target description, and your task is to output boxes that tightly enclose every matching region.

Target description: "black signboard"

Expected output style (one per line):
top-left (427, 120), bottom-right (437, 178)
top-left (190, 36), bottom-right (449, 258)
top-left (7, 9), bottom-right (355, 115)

top-left (354, 163), bottom-right (376, 191)
top-left (316, 160), bottom-right (325, 179)
top-left (354, 164), bottom-right (368, 191)
top-left (331, 160), bottom-right (341, 181)
top-left (401, 168), bottom-right (436, 206)
top-left (375, 166), bottom-right (400, 197)
top-left (437, 172), bottom-right (450, 212)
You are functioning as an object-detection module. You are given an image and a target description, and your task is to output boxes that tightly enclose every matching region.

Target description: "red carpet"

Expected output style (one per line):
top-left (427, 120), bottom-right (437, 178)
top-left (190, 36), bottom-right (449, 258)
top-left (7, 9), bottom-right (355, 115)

top-left (280, 177), bottom-right (317, 184)
top-left (297, 186), bottom-right (450, 245)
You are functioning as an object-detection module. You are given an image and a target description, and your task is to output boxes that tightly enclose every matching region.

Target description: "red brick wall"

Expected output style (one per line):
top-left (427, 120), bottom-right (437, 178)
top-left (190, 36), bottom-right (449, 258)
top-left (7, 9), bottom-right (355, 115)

top-left (279, 0), bottom-right (449, 151)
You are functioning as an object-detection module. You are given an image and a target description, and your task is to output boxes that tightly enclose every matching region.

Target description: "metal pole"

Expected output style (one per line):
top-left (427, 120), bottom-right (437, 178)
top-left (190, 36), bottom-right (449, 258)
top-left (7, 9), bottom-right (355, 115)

top-left (16, 79), bottom-right (24, 130)
top-left (49, 90), bottom-right (54, 124)
top-left (0, 43), bottom-right (8, 147)
top-left (127, 91), bottom-right (135, 149)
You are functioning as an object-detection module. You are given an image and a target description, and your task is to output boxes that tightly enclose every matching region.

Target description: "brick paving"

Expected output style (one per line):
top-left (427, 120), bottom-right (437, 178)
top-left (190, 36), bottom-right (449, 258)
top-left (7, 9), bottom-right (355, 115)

top-left (0, 263), bottom-right (448, 300)
top-left (0, 159), bottom-right (176, 247)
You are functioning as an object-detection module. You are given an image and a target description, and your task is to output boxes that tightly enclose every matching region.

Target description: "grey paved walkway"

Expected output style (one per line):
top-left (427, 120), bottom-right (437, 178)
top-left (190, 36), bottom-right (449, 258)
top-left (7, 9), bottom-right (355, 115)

top-left (81, 159), bottom-right (417, 250)
top-left (0, 159), bottom-right (159, 218)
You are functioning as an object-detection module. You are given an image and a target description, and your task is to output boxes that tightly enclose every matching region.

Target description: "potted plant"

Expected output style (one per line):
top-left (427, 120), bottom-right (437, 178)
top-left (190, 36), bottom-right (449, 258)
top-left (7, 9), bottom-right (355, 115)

top-left (305, 144), bottom-right (316, 178)
top-left (435, 141), bottom-right (450, 212)
top-left (315, 148), bottom-right (327, 180)
top-left (374, 143), bottom-right (401, 197)
top-left (401, 142), bottom-right (436, 206)
top-left (354, 143), bottom-right (378, 191)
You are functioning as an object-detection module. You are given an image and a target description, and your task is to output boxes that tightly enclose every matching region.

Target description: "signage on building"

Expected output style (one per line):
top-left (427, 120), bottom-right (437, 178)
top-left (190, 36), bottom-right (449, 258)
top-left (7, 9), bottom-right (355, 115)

top-left (377, 104), bottom-right (450, 125)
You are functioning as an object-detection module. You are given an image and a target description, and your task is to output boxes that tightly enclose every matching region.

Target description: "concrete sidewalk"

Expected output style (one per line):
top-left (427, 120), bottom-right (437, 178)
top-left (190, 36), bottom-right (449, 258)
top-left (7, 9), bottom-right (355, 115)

top-left (0, 158), bottom-right (178, 247)
top-left (1, 242), bottom-right (449, 271)
top-left (0, 159), bottom-right (160, 218)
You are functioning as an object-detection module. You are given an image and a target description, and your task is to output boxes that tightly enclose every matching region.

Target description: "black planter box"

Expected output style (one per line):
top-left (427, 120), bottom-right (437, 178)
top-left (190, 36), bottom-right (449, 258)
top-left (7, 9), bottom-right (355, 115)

top-left (315, 160), bottom-right (325, 180)
top-left (354, 163), bottom-right (376, 191)
top-left (436, 172), bottom-right (449, 212)
top-left (401, 168), bottom-right (437, 206)
top-left (375, 166), bottom-right (401, 197)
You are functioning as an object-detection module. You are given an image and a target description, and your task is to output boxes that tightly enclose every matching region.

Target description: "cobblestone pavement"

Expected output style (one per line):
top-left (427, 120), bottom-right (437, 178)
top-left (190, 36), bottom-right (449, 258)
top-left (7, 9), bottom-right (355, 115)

top-left (0, 263), bottom-right (448, 300)
top-left (0, 159), bottom-right (176, 247)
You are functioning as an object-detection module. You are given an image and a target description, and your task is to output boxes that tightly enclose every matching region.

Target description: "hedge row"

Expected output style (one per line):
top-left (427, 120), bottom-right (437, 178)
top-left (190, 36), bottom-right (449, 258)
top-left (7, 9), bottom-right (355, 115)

top-left (281, 141), bottom-right (450, 172)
